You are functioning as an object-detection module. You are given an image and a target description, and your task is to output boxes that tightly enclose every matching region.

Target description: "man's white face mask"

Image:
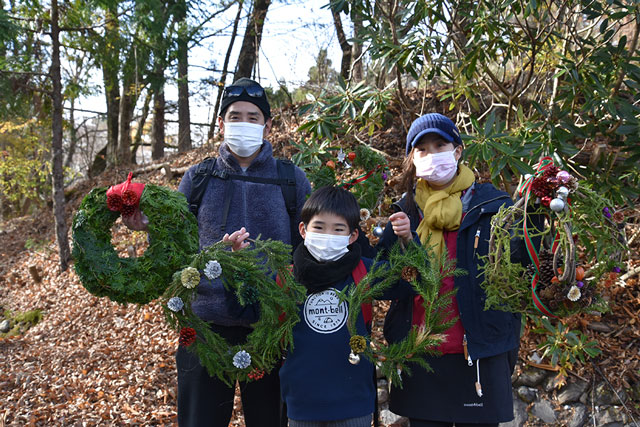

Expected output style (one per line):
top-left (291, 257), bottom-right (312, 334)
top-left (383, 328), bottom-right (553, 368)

top-left (223, 122), bottom-right (265, 157)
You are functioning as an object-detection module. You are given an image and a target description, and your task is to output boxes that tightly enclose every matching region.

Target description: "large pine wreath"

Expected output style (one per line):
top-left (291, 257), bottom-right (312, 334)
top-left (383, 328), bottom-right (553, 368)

top-left (72, 185), bottom-right (199, 304)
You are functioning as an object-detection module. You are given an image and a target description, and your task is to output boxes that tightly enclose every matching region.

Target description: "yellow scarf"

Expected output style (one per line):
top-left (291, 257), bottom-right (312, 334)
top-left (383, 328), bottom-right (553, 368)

top-left (415, 164), bottom-right (476, 257)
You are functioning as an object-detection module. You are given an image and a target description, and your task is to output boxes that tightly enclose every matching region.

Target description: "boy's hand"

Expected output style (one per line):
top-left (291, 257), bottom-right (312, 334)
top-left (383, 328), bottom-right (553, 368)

top-left (389, 212), bottom-right (412, 244)
top-left (223, 227), bottom-right (250, 251)
top-left (122, 209), bottom-right (149, 231)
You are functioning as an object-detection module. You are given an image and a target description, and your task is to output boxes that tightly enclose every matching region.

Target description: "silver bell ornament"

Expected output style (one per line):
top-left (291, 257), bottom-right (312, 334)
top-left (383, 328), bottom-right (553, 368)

top-left (556, 186), bottom-right (570, 199)
top-left (373, 223), bottom-right (385, 238)
top-left (348, 351), bottom-right (361, 365)
top-left (549, 198), bottom-right (565, 212)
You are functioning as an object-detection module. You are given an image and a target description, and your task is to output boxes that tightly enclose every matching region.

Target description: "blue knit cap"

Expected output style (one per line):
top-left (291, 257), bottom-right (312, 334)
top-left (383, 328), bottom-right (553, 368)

top-left (405, 113), bottom-right (462, 155)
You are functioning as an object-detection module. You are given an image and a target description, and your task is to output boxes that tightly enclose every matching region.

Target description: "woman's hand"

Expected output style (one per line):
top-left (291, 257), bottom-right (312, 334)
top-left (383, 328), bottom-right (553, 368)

top-left (389, 212), bottom-right (412, 244)
top-left (121, 209), bottom-right (149, 231)
top-left (223, 227), bottom-right (251, 252)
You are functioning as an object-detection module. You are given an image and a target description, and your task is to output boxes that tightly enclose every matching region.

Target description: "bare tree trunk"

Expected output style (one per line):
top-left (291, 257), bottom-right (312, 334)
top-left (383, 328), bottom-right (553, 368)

top-left (152, 72), bottom-right (165, 160)
top-left (132, 90), bottom-right (152, 163)
top-left (50, 0), bottom-right (71, 271)
top-left (331, 8), bottom-right (352, 80)
top-left (235, 0), bottom-right (271, 79)
top-left (118, 78), bottom-right (136, 166)
top-left (208, 0), bottom-right (244, 142)
top-left (351, 15), bottom-right (364, 82)
top-left (102, 6), bottom-right (120, 167)
top-left (176, 0), bottom-right (191, 152)
top-left (65, 98), bottom-right (77, 168)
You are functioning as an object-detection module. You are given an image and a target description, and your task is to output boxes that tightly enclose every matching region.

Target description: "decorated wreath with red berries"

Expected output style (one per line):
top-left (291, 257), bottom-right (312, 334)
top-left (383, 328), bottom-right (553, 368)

top-left (72, 174), bottom-right (199, 304)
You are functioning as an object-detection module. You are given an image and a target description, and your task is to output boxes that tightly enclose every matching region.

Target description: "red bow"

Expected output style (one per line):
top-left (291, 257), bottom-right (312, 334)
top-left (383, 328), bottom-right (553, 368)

top-left (106, 172), bottom-right (146, 216)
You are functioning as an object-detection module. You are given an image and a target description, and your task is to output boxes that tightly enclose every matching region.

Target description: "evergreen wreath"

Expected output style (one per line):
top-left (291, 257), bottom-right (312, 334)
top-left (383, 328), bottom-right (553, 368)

top-left (480, 157), bottom-right (626, 318)
top-left (340, 241), bottom-right (463, 387)
top-left (162, 237), bottom-right (306, 386)
top-left (72, 185), bottom-right (199, 304)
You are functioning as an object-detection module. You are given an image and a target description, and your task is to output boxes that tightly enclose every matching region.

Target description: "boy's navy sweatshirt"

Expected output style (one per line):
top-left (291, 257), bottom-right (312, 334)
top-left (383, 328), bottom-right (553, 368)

top-left (177, 141), bottom-right (311, 326)
top-left (280, 245), bottom-right (413, 421)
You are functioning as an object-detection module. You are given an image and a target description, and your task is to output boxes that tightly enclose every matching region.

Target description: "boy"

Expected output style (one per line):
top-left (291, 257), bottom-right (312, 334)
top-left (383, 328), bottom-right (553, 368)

top-left (225, 186), bottom-right (413, 426)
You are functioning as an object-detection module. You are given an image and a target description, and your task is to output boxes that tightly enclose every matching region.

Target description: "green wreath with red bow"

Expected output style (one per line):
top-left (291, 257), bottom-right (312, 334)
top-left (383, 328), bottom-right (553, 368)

top-left (72, 174), bottom-right (199, 304)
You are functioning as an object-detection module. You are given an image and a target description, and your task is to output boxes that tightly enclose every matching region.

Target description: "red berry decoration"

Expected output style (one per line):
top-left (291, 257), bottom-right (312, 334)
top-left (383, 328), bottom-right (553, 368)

top-left (107, 194), bottom-right (123, 212)
top-left (348, 151), bottom-right (356, 162)
top-left (326, 160), bottom-right (336, 169)
top-left (179, 327), bottom-right (197, 347)
top-left (247, 369), bottom-right (265, 381)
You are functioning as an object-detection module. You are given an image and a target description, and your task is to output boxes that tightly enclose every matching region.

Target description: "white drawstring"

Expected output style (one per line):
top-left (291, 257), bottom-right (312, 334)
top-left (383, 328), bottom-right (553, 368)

top-left (475, 359), bottom-right (483, 397)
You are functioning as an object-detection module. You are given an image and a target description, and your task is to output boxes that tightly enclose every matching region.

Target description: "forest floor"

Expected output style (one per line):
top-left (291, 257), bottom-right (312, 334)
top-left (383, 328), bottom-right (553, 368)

top-left (1, 97), bottom-right (639, 425)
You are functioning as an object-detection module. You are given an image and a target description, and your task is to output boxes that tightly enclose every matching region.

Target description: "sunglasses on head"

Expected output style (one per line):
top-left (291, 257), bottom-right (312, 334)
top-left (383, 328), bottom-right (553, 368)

top-left (224, 85), bottom-right (264, 98)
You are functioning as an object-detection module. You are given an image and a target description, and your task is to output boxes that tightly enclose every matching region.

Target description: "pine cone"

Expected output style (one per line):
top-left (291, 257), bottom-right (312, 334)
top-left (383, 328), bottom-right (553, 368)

top-left (121, 204), bottom-right (136, 217)
top-left (350, 335), bottom-right (367, 354)
top-left (122, 189), bottom-right (139, 206)
top-left (179, 327), bottom-right (196, 347)
top-left (238, 283), bottom-right (259, 305)
top-left (537, 249), bottom-right (558, 286)
top-left (401, 266), bottom-right (419, 282)
top-left (107, 194), bottom-right (123, 212)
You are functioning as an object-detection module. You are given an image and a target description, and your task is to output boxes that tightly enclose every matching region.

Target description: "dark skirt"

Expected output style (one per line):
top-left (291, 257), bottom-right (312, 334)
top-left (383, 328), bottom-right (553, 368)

top-left (389, 352), bottom-right (514, 424)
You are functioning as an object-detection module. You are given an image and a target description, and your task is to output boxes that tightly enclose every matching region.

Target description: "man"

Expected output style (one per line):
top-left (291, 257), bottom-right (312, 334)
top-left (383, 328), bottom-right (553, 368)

top-left (126, 78), bottom-right (311, 426)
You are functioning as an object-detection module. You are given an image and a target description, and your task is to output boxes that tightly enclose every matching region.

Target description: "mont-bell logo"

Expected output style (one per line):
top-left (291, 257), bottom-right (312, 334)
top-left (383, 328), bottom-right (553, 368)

top-left (303, 288), bottom-right (348, 334)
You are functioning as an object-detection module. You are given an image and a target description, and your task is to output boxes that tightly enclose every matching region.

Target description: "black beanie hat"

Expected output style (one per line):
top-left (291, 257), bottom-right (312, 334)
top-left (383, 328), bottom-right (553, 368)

top-left (219, 78), bottom-right (271, 120)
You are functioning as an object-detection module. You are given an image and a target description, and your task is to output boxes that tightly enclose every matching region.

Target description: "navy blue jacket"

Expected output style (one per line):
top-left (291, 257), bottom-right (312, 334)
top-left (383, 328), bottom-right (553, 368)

top-left (381, 183), bottom-right (527, 360)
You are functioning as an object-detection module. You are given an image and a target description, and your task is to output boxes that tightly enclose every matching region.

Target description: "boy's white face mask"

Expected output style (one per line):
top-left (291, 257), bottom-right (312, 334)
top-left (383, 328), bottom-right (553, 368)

top-left (223, 122), bottom-right (265, 157)
top-left (304, 231), bottom-right (350, 262)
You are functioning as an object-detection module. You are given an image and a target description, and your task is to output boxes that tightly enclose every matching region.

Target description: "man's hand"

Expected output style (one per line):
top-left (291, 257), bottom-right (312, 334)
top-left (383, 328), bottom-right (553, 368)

top-left (121, 209), bottom-right (149, 231)
top-left (223, 227), bottom-right (250, 252)
top-left (389, 212), bottom-right (412, 244)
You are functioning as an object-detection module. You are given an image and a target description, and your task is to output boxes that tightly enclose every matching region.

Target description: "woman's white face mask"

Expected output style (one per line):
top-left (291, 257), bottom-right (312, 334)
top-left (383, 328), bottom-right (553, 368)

top-left (413, 149), bottom-right (458, 185)
top-left (303, 231), bottom-right (350, 262)
top-left (223, 122), bottom-right (265, 157)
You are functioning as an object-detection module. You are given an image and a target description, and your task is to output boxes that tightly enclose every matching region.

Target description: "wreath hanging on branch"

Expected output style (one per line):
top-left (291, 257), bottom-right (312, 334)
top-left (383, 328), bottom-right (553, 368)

top-left (340, 241), bottom-right (464, 387)
top-left (162, 237), bottom-right (306, 386)
top-left (72, 174), bottom-right (199, 304)
top-left (481, 156), bottom-right (626, 318)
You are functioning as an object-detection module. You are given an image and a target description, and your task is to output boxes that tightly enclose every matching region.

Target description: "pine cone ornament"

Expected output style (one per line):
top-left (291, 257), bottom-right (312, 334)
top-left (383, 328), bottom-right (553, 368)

top-left (122, 189), bottom-right (139, 206)
top-left (537, 249), bottom-right (557, 286)
top-left (401, 266), bottom-right (419, 282)
top-left (531, 177), bottom-right (555, 198)
top-left (107, 194), bottom-right (123, 212)
top-left (179, 327), bottom-right (196, 347)
top-left (350, 335), bottom-right (367, 354)
top-left (120, 204), bottom-right (136, 217)
top-left (238, 283), bottom-right (259, 305)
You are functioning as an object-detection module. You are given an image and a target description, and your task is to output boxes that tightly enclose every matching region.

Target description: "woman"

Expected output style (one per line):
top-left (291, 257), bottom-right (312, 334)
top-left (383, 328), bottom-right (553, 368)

top-left (378, 113), bottom-right (523, 427)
